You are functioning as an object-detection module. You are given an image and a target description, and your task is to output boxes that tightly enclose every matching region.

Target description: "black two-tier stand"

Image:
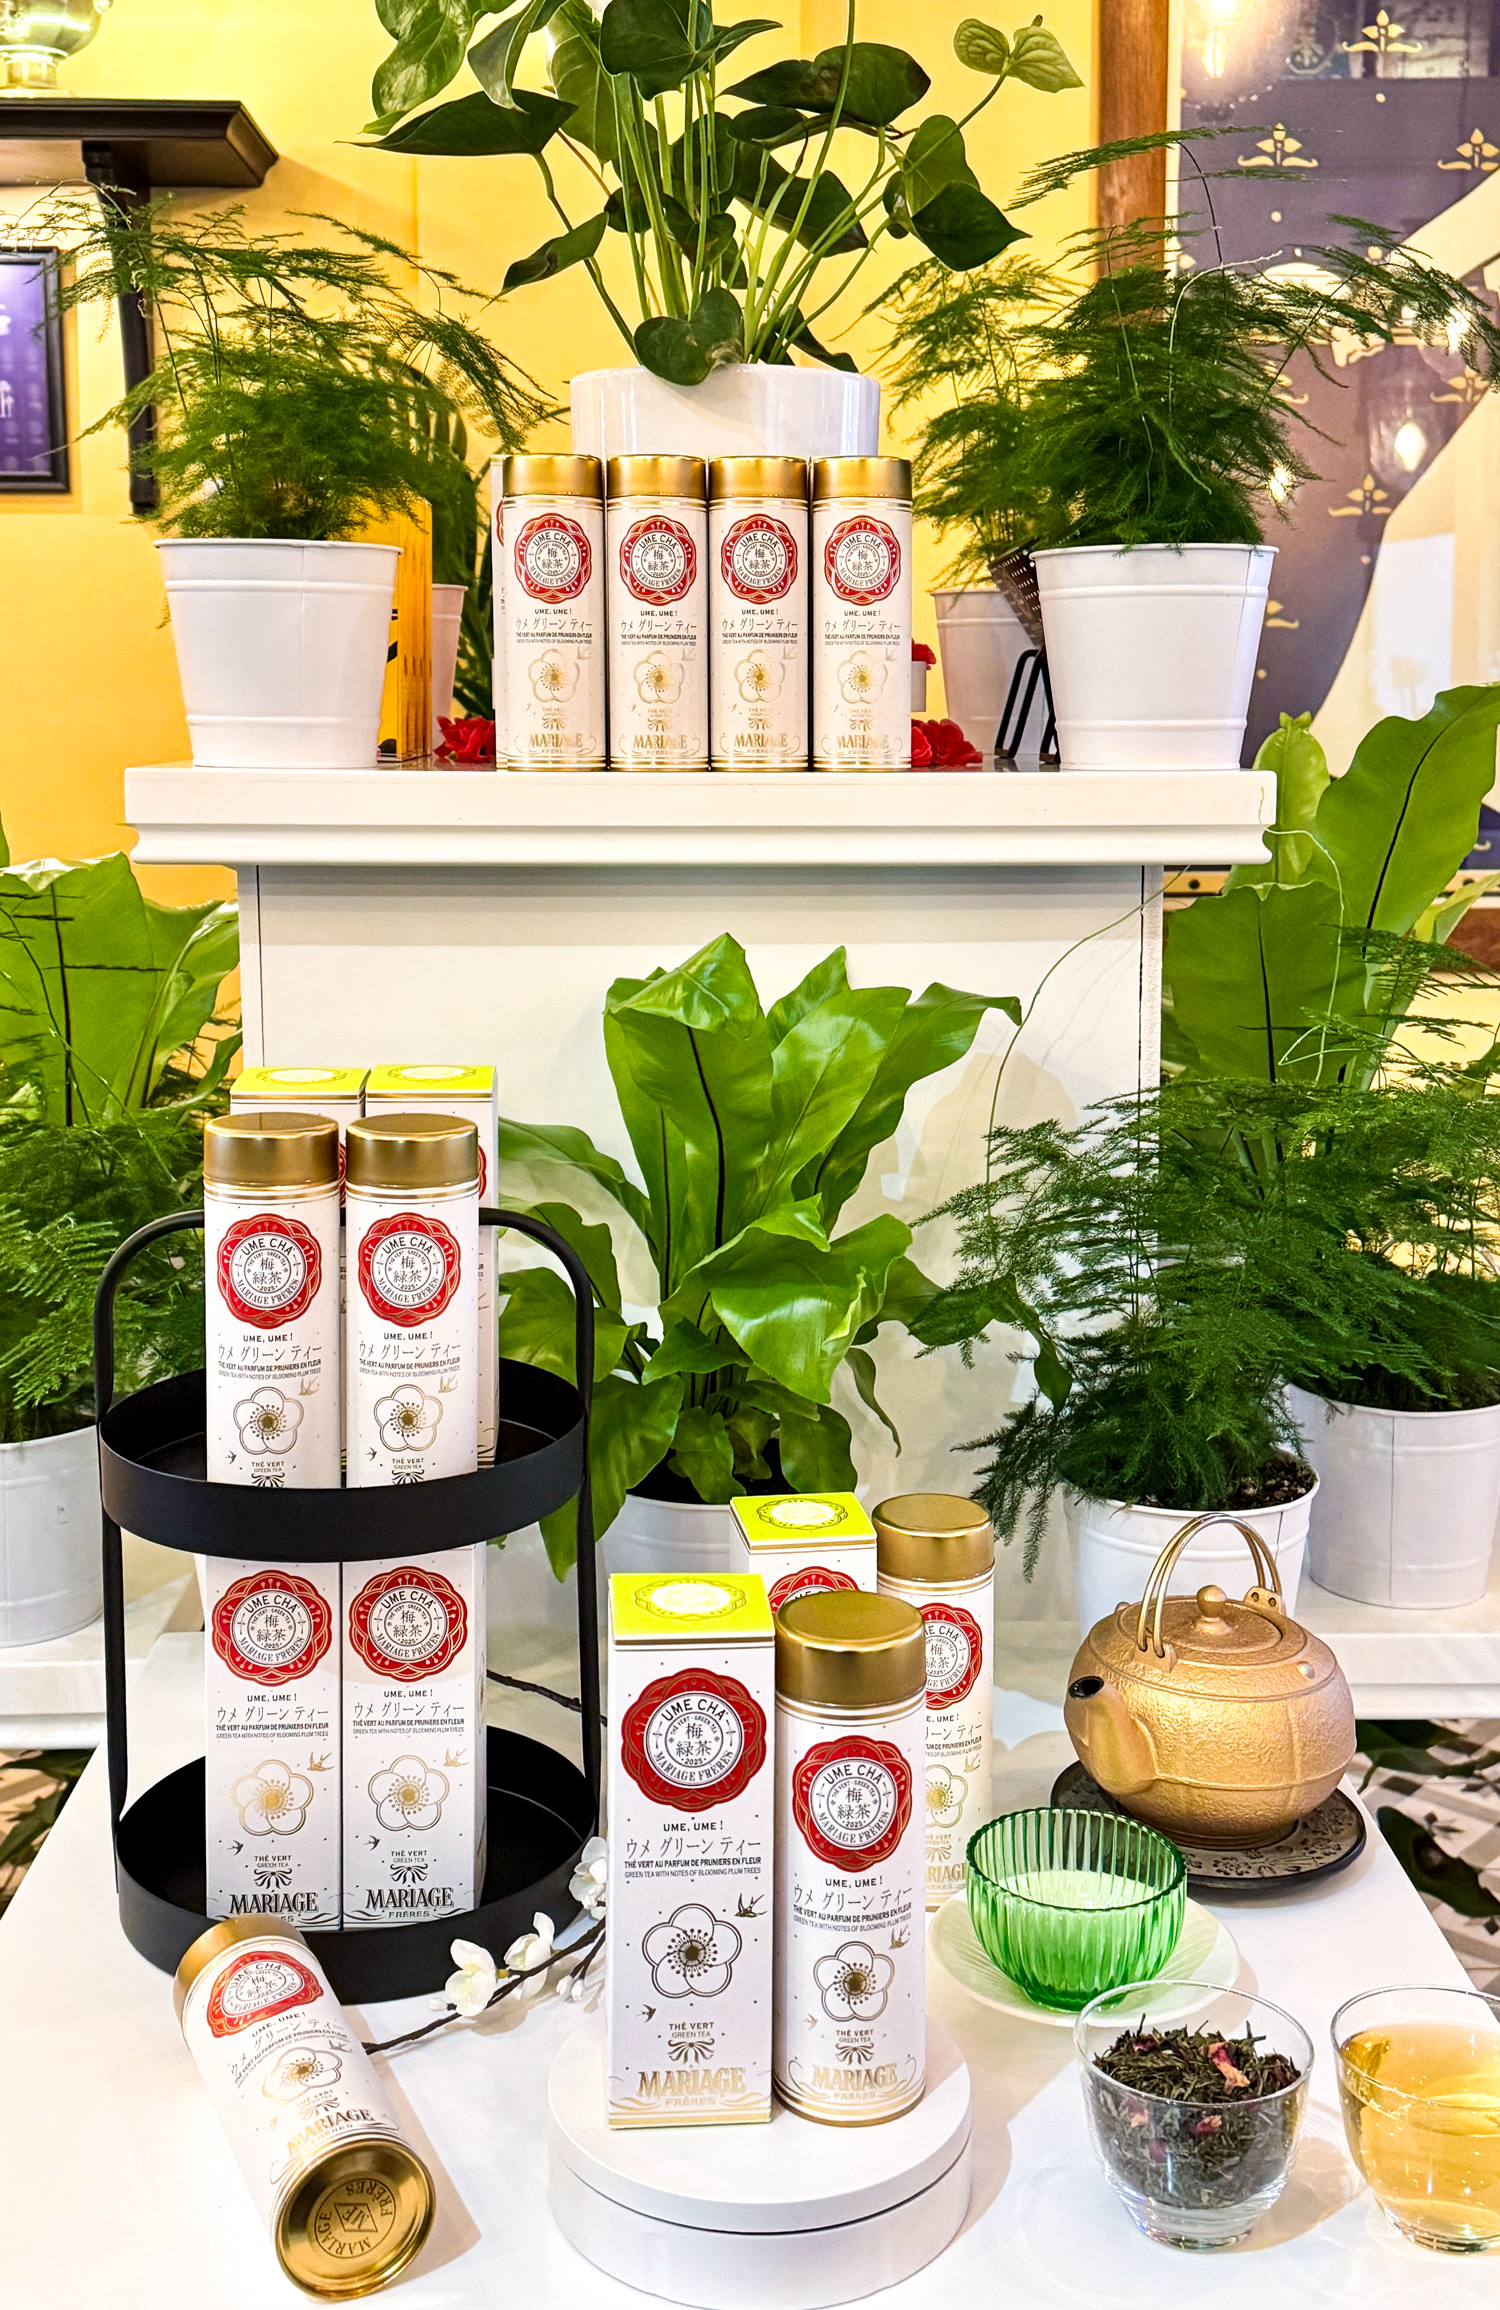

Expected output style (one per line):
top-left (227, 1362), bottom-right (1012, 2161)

top-left (93, 1206), bottom-right (599, 2003)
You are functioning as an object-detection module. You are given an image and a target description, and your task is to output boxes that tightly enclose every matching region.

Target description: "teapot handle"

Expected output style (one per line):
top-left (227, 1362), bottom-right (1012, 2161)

top-left (1133, 1515), bottom-right (1284, 1659)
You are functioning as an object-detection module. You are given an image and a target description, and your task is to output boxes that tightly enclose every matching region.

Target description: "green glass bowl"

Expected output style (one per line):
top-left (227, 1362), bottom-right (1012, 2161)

top-left (966, 1808), bottom-right (1187, 2012)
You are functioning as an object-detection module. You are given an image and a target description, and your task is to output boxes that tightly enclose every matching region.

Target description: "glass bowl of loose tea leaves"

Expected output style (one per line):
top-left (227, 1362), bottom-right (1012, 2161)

top-left (1075, 1983), bottom-right (1312, 2248)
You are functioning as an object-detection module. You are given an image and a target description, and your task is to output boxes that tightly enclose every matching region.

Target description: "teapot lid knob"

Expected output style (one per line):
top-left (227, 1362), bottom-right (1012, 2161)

top-left (1194, 1582), bottom-right (1233, 1634)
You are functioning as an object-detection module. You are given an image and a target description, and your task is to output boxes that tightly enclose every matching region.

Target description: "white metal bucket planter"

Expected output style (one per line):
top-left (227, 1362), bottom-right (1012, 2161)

top-left (0, 1423), bottom-right (101, 1648)
top-left (1289, 1384), bottom-right (1500, 1607)
top-left (931, 587), bottom-right (1030, 756)
top-left (1067, 1481), bottom-right (1314, 1637)
top-left (1034, 542), bottom-right (1274, 771)
top-left (158, 538), bottom-right (400, 769)
top-left (570, 364), bottom-right (879, 464)
top-left (599, 1488), bottom-right (736, 1579)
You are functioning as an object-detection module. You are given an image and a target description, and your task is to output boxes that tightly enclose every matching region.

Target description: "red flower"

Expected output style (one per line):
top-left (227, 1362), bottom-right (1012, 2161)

top-left (911, 641), bottom-right (937, 667)
top-left (911, 716), bottom-right (983, 769)
top-left (435, 716), bottom-right (497, 764)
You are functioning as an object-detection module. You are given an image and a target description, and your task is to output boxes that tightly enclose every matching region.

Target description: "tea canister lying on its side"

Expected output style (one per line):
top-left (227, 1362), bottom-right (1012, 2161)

top-left (708, 456), bottom-right (808, 771)
top-left (728, 1491), bottom-right (876, 1613)
top-left (774, 1589), bottom-right (927, 2123)
top-left (811, 458), bottom-right (912, 771)
top-left (607, 454), bottom-right (709, 770)
top-left (504, 452), bottom-right (605, 770)
top-left (344, 1112), bottom-right (479, 1486)
top-left (204, 1112), bottom-right (342, 1488)
top-left (176, 1916), bottom-right (434, 2299)
top-left (874, 1494), bottom-right (994, 1910)
top-left (605, 1571), bottom-right (775, 2127)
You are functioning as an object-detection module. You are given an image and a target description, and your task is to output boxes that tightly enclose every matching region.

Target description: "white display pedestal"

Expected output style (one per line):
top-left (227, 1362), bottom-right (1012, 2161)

top-left (548, 2021), bottom-right (971, 2310)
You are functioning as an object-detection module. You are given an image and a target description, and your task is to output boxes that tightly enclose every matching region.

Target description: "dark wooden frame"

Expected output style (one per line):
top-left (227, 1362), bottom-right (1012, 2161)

top-left (0, 246), bottom-right (69, 496)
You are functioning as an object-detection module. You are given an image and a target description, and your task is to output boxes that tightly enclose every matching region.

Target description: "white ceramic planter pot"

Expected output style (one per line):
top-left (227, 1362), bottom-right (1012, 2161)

top-left (931, 587), bottom-right (1029, 755)
top-left (570, 364), bottom-right (879, 464)
top-left (1067, 1483), bottom-right (1314, 1638)
top-left (0, 1424), bottom-right (101, 1648)
top-left (599, 1489), bottom-right (736, 1580)
top-left (157, 538), bottom-right (400, 769)
top-left (431, 582), bottom-right (467, 741)
top-left (1033, 543), bottom-right (1275, 771)
top-left (1289, 1384), bottom-right (1500, 1607)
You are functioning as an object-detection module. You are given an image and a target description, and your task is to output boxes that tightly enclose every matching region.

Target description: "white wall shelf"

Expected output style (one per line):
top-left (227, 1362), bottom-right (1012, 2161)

top-left (125, 764), bottom-right (1275, 869)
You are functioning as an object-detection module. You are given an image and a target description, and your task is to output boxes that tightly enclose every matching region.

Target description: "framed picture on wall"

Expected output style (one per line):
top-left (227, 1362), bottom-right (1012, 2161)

top-left (0, 247), bottom-right (69, 495)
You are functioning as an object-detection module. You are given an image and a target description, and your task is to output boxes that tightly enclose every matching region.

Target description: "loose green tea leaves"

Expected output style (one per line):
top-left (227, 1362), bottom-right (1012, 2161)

top-left (1087, 2025), bottom-right (1304, 2207)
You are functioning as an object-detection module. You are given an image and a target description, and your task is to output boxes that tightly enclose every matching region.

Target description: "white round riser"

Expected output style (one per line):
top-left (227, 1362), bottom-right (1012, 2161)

top-left (549, 2144), bottom-right (971, 2310)
top-left (547, 2019), bottom-right (972, 2308)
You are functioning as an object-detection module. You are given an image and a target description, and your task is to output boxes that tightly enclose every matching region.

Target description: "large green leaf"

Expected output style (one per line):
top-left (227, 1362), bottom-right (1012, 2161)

top-left (371, 0), bottom-right (488, 123)
top-left (599, 0), bottom-right (696, 96)
top-left (764, 985), bottom-right (909, 1201)
top-left (911, 180), bottom-right (1023, 270)
top-left (1225, 712), bottom-right (1331, 892)
top-left (767, 949), bottom-right (851, 1043)
top-left (669, 1405), bottom-right (739, 1499)
top-left (503, 1198), bottom-right (624, 1314)
top-left (649, 1318), bottom-right (747, 1380)
top-left (545, 12), bottom-right (618, 162)
top-left (845, 1344), bottom-right (900, 1449)
top-left (699, 1213), bottom-right (911, 1402)
top-left (812, 981), bottom-right (1020, 1220)
top-left (777, 1398), bottom-right (858, 1490)
top-left (495, 1263), bottom-right (628, 1380)
top-left (765, 171), bottom-right (865, 256)
top-left (635, 290), bottom-right (745, 383)
top-left (0, 856), bottom-right (236, 1124)
top-left (729, 44), bottom-right (928, 126)
top-left (898, 115), bottom-right (977, 212)
top-left (469, 0), bottom-right (568, 108)
top-left (1001, 20), bottom-right (1083, 90)
top-left (1311, 685), bottom-right (1500, 935)
top-left (502, 212), bottom-right (606, 290)
top-left (540, 1370), bottom-right (684, 1575)
top-left (1164, 879), bottom-right (1364, 1085)
top-left (372, 87), bottom-right (573, 153)
top-left (493, 1113), bottom-right (656, 1250)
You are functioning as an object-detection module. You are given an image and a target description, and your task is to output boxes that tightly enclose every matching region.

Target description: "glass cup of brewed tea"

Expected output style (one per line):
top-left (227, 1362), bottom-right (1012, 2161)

top-left (1334, 1984), bottom-right (1500, 2252)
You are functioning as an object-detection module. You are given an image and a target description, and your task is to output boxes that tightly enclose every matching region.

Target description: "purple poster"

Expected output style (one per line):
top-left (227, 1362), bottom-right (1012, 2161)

top-left (0, 249), bottom-right (67, 492)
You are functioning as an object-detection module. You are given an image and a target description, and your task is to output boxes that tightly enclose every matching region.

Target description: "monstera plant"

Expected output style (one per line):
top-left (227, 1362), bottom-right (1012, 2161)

top-left (494, 933), bottom-right (1016, 1569)
top-left (363, 2), bottom-right (1080, 380)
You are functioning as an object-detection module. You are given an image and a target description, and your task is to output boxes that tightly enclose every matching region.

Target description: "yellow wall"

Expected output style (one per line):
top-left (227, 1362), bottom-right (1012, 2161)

top-left (0, 0), bottom-right (1096, 900)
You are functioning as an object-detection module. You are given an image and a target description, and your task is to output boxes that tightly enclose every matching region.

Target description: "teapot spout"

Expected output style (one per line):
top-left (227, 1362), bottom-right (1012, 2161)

top-left (1065, 1673), bottom-right (1157, 1799)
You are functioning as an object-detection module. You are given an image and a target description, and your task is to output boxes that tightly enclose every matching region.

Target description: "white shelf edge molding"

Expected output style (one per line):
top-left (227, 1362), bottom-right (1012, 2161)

top-left (124, 766), bottom-right (1276, 869)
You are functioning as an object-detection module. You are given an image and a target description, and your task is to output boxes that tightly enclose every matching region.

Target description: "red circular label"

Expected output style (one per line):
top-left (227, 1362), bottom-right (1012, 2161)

top-left (211, 1569), bottom-right (332, 1687)
top-left (720, 513), bottom-right (798, 604)
top-left (792, 1734), bottom-right (913, 1872)
top-left (823, 516), bottom-right (901, 605)
top-left (215, 1214), bottom-right (322, 1331)
top-left (514, 512), bottom-right (592, 603)
top-left (205, 1947), bottom-right (322, 2038)
top-left (921, 1601), bottom-right (983, 1708)
top-left (620, 1669), bottom-right (767, 1814)
top-left (356, 1212), bottom-right (461, 1328)
top-left (766, 1565), bottom-right (859, 1615)
top-left (348, 1565), bottom-right (469, 1682)
top-left (620, 515), bottom-right (697, 605)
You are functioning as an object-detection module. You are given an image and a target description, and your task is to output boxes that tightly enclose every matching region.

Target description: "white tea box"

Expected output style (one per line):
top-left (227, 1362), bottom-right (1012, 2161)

top-left (205, 1560), bottom-right (341, 1928)
top-left (606, 1571), bottom-right (775, 2128)
top-left (365, 1065), bottom-right (499, 1465)
top-left (728, 1493), bottom-right (877, 1615)
top-left (341, 1545), bottom-right (488, 1928)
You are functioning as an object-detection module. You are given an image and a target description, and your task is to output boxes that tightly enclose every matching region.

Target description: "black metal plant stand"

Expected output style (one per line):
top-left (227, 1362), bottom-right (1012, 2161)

top-left (995, 648), bottom-right (1059, 767)
top-left (94, 1206), bottom-right (598, 2004)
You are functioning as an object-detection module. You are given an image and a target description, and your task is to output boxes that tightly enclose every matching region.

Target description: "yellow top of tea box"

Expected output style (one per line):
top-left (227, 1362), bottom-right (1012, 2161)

top-left (611, 1573), bottom-right (773, 1645)
top-left (366, 1065), bottom-right (495, 1097)
top-left (728, 1493), bottom-right (875, 1551)
top-left (234, 1066), bottom-right (367, 1100)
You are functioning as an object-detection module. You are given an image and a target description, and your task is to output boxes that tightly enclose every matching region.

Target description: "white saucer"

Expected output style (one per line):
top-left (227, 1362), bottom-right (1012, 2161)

top-left (928, 1892), bottom-right (1240, 2028)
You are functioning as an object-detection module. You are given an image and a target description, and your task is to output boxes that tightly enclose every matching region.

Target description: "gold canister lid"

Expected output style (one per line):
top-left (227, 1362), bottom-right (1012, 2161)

top-left (709, 455), bottom-right (808, 502)
top-left (204, 1112), bottom-right (340, 1192)
top-left (503, 452), bottom-right (602, 501)
top-left (776, 1588), bottom-right (926, 1710)
top-left (345, 1112), bottom-right (478, 1194)
top-left (278, 2139), bottom-right (435, 2299)
top-left (607, 453), bottom-right (706, 502)
top-left (173, 1910), bottom-right (307, 2022)
top-left (812, 456), bottom-right (912, 503)
top-left (874, 1493), bottom-right (994, 1584)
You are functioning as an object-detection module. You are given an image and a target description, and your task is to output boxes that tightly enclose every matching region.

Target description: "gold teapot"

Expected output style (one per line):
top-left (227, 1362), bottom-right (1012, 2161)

top-left (1064, 1517), bottom-right (1356, 1848)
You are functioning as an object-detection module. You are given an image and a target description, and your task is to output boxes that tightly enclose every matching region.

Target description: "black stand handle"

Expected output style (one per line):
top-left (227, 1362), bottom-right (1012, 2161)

top-left (94, 1204), bottom-right (598, 1839)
